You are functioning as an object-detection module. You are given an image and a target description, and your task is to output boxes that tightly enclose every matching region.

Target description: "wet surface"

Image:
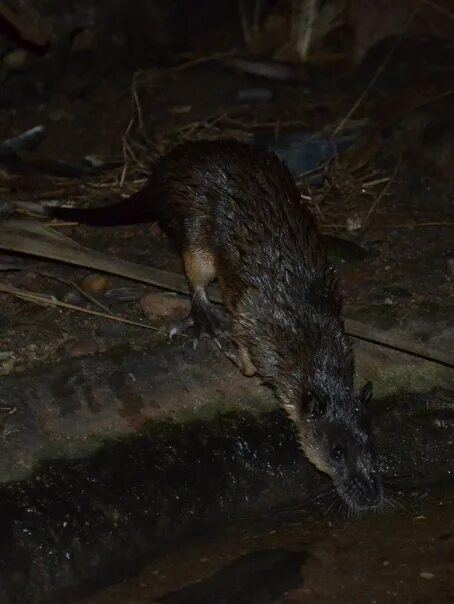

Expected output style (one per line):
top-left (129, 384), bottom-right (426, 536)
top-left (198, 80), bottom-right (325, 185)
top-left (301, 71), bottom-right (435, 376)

top-left (76, 485), bottom-right (454, 604)
top-left (0, 384), bottom-right (452, 604)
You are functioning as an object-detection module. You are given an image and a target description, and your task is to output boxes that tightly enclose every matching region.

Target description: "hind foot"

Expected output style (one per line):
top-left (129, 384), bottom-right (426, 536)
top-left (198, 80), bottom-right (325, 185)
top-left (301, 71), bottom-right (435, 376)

top-left (169, 294), bottom-right (229, 350)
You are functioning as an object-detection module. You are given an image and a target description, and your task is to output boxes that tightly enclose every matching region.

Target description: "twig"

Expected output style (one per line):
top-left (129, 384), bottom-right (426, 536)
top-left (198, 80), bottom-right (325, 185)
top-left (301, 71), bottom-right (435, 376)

top-left (364, 159), bottom-right (401, 224)
top-left (17, 267), bottom-right (114, 316)
top-left (321, 222), bottom-right (454, 229)
top-left (172, 50), bottom-right (237, 73)
top-left (296, 0), bottom-right (319, 61)
top-left (252, 0), bottom-right (262, 39)
top-left (361, 177), bottom-right (390, 189)
top-left (120, 116), bottom-right (135, 187)
top-left (333, 1), bottom-right (422, 135)
top-left (379, 222), bottom-right (454, 228)
top-left (0, 406), bottom-right (16, 428)
top-left (0, 283), bottom-right (167, 334)
top-left (0, 406), bottom-right (16, 416)
top-left (405, 89), bottom-right (454, 113)
top-left (238, 0), bottom-right (253, 47)
top-left (0, 264), bottom-right (115, 317)
top-left (71, 281), bottom-right (112, 315)
top-left (345, 318), bottom-right (454, 369)
top-left (422, 0), bottom-right (454, 20)
top-left (131, 72), bottom-right (152, 151)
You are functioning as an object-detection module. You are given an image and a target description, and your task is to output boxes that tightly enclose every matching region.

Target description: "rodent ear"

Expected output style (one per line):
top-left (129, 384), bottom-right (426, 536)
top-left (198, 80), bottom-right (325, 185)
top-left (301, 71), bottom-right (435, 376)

top-left (358, 381), bottom-right (373, 405)
top-left (304, 392), bottom-right (326, 419)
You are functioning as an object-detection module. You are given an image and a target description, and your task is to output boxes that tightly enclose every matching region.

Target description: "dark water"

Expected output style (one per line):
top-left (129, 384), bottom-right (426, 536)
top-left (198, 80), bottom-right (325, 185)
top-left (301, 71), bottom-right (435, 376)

top-left (76, 485), bottom-right (454, 604)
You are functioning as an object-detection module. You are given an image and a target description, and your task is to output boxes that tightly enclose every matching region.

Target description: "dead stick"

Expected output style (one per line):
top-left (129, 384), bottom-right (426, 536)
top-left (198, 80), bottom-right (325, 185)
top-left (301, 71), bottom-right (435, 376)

top-left (333, 2), bottom-right (421, 135)
top-left (0, 221), bottom-right (451, 368)
top-left (364, 159), bottom-right (401, 224)
top-left (0, 284), bottom-right (167, 334)
top-left (344, 318), bottom-right (454, 369)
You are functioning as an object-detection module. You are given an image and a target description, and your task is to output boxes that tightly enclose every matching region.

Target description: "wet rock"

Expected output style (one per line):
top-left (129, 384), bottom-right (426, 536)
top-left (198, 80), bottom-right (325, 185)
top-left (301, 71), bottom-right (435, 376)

top-left (141, 292), bottom-right (190, 320)
top-left (64, 337), bottom-right (98, 358)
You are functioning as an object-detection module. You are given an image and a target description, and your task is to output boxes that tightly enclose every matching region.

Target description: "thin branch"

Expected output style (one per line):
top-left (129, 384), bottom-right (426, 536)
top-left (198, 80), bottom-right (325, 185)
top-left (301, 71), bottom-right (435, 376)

top-left (333, 1), bottom-right (422, 135)
top-left (422, 0), bottom-right (454, 20)
top-left (0, 283), bottom-right (167, 334)
top-left (364, 159), bottom-right (401, 224)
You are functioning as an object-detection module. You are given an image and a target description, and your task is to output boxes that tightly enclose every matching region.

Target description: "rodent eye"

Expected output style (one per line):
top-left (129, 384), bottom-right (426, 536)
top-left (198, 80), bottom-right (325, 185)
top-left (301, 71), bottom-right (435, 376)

top-left (331, 446), bottom-right (344, 462)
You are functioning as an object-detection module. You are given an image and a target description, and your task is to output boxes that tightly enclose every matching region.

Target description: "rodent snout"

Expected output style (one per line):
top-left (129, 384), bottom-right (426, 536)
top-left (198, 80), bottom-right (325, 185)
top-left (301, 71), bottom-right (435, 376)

top-left (339, 471), bottom-right (384, 510)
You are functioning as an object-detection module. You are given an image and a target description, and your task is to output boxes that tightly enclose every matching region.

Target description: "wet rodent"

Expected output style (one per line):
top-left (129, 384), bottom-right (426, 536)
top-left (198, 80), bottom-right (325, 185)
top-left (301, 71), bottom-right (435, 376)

top-left (28, 139), bottom-right (383, 511)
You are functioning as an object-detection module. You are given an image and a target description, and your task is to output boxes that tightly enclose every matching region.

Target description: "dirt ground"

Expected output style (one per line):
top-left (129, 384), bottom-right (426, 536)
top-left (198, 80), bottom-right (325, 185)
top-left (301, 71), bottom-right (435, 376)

top-left (75, 484), bottom-right (454, 604)
top-left (0, 35), bottom-right (453, 376)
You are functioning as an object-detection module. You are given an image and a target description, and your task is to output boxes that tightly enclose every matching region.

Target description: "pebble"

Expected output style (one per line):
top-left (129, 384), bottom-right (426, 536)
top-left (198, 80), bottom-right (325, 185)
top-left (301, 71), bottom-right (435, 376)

top-left (63, 290), bottom-right (85, 305)
top-left (141, 292), bottom-right (190, 320)
top-left (2, 49), bottom-right (28, 72)
top-left (347, 216), bottom-right (362, 231)
top-left (65, 337), bottom-right (99, 358)
top-left (79, 274), bottom-right (111, 295)
top-left (420, 571), bottom-right (435, 580)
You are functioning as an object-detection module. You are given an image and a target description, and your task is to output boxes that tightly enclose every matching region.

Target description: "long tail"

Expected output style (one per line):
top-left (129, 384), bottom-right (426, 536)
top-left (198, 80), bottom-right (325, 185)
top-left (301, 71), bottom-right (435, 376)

top-left (18, 184), bottom-right (155, 227)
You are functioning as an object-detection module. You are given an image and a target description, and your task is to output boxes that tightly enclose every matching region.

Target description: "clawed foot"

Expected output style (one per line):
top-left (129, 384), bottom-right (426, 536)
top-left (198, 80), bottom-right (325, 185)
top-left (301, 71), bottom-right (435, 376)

top-left (169, 300), bottom-right (230, 351)
top-left (169, 305), bottom-right (256, 376)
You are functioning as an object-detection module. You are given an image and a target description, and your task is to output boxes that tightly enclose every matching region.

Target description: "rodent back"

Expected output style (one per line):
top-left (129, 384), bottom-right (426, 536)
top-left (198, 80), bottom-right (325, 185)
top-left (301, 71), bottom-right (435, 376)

top-left (149, 139), bottom-right (340, 315)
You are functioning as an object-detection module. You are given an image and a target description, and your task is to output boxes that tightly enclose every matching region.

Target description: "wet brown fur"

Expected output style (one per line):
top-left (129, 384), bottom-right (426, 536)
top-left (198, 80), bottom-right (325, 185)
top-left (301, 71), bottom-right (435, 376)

top-left (38, 140), bottom-right (383, 509)
top-left (45, 139), bottom-right (351, 423)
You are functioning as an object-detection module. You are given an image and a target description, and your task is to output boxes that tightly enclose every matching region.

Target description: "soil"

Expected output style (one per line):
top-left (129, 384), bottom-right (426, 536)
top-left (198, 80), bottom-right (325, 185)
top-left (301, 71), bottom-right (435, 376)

top-left (75, 485), bottom-right (454, 604)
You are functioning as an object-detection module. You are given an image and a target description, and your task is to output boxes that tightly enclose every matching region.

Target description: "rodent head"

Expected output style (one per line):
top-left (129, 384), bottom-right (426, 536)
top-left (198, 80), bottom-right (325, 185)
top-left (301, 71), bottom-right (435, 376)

top-left (291, 381), bottom-right (383, 512)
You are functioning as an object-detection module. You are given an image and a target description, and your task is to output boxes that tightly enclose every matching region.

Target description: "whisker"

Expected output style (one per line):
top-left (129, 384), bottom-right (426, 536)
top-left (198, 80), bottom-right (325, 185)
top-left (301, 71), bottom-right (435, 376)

top-left (382, 473), bottom-right (414, 483)
top-left (306, 487), bottom-right (336, 505)
top-left (326, 497), bottom-right (341, 518)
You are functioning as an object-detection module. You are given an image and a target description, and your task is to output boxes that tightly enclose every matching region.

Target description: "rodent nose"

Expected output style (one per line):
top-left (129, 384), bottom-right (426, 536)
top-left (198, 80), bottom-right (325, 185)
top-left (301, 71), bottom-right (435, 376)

top-left (365, 473), bottom-right (383, 505)
top-left (347, 473), bottom-right (383, 508)
top-left (370, 473), bottom-right (378, 490)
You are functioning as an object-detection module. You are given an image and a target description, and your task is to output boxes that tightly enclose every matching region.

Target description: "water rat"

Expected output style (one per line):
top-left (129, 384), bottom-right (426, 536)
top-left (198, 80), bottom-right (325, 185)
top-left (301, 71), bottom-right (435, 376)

top-left (22, 140), bottom-right (383, 511)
